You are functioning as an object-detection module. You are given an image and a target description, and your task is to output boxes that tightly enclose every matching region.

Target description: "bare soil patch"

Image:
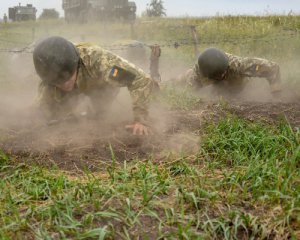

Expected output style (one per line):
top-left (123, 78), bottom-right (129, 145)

top-left (1, 101), bottom-right (299, 172)
top-left (228, 101), bottom-right (300, 126)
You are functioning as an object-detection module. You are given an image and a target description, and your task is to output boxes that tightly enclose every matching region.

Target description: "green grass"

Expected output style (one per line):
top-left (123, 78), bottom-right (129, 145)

top-left (0, 117), bottom-right (299, 239)
top-left (201, 117), bottom-right (300, 203)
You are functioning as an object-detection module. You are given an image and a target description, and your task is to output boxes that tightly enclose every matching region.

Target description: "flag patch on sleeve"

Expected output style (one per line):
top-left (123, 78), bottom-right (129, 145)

top-left (109, 66), bottom-right (136, 84)
top-left (110, 68), bottom-right (119, 78)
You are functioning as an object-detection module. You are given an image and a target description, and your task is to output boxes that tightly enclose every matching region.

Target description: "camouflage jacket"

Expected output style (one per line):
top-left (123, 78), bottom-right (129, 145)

top-left (37, 43), bottom-right (155, 122)
top-left (179, 53), bottom-right (281, 93)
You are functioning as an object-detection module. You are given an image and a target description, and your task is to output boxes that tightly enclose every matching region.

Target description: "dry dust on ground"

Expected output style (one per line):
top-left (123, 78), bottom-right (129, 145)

top-left (1, 101), bottom-right (299, 173)
top-left (0, 109), bottom-right (203, 172)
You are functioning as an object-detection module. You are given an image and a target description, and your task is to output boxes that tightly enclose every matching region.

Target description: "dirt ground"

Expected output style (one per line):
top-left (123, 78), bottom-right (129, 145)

top-left (229, 101), bottom-right (300, 126)
top-left (1, 101), bottom-right (299, 173)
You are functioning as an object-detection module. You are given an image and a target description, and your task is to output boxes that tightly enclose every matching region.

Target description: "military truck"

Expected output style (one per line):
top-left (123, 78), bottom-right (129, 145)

top-left (8, 4), bottom-right (37, 21)
top-left (62, 0), bottom-right (137, 23)
top-left (39, 9), bottom-right (60, 20)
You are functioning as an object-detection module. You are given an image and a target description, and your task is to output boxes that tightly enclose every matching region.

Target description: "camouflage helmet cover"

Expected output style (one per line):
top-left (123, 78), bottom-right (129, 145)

top-left (198, 48), bottom-right (229, 80)
top-left (33, 36), bottom-right (79, 85)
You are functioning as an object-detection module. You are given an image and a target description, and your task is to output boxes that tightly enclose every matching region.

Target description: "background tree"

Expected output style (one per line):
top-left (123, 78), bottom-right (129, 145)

top-left (39, 9), bottom-right (59, 20)
top-left (145, 0), bottom-right (166, 17)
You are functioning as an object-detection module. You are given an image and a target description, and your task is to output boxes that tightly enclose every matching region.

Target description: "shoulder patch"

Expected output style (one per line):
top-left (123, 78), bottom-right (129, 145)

top-left (109, 66), bottom-right (136, 84)
top-left (249, 64), bottom-right (259, 73)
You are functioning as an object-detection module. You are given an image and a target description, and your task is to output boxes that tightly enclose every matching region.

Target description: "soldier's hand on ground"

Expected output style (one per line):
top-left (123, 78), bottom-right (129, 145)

top-left (125, 122), bottom-right (151, 136)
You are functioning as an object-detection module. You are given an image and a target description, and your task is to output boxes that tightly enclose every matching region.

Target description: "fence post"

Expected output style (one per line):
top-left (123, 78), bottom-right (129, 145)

top-left (130, 22), bottom-right (136, 39)
top-left (150, 45), bottom-right (161, 82)
top-left (190, 25), bottom-right (200, 59)
top-left (32, 27), bottom-right (35, 42)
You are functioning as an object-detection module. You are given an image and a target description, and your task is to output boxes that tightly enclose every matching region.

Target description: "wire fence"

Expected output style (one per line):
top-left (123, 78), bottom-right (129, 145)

top-left (0, 24), bottom-right (299, 54)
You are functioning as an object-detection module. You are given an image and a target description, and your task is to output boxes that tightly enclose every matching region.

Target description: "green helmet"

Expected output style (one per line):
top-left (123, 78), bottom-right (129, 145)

top-left (33, 36), bottom-right (79, 85)
top-left (198, 48), bottom-right (229, 80)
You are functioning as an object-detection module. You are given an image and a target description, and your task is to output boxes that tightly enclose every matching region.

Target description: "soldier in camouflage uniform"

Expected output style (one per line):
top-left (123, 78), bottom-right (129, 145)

top-left (178, 48), bottom-right (281, 96)
top-left (33, 36), bottom-right (157, 135)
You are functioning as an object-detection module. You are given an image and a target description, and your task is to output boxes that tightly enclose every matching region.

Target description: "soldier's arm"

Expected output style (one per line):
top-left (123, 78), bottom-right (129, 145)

top-left (36, 82), bottom-right (73, 121)
top-left (174, 64), bottom-right (208, 89)
top-left (92, 48), bottom-right (156, 124)
top-left (233, 55), bottom-right (282, 93)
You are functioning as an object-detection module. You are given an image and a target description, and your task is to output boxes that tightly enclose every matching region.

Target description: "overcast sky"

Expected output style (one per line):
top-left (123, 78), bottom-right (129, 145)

top-left (1, 0), bottom-right (299, 18)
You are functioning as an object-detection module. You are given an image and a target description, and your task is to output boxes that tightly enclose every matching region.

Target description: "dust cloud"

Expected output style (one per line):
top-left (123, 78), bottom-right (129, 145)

top-left (0, 47), bottom-right (200, 168)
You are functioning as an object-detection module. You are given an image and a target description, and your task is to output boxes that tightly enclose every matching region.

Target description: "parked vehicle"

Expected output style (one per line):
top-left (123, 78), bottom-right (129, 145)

top-left (62, 0), bottom-right (136, 23)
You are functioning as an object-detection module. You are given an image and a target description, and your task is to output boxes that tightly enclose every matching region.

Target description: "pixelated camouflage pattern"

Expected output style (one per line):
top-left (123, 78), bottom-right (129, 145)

top-left (178, 52), bottom-right (281, 93)
top-left (37, 43), bottom-right (155, 122)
